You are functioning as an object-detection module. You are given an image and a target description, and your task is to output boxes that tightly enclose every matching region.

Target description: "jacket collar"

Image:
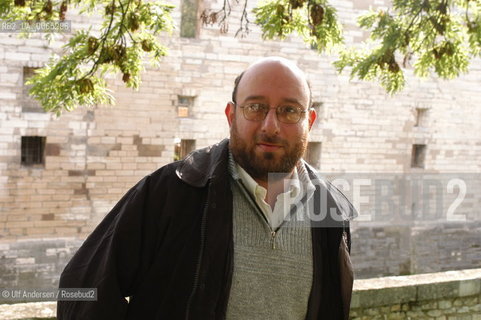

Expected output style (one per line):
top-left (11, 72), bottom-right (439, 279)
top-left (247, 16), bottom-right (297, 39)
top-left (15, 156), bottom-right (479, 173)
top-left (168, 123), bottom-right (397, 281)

top-left (304, 162), bottom-right (358, 222)
top-left (176, 138), bottom-right (357, 221)
top-left (175, 139), bottom-right (230, 187)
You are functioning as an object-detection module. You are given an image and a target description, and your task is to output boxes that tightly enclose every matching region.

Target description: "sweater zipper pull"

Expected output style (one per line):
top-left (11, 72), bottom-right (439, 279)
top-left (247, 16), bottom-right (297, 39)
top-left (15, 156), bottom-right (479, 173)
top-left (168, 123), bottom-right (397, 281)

top-left (271, 231), bottom-right (276, 250)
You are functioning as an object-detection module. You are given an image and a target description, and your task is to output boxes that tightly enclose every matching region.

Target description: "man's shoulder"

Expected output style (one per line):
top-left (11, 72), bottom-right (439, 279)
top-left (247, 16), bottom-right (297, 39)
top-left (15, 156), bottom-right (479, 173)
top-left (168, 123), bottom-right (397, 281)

top-left (142, 139), bottom-right (230, 189)
top-left (174, 139), bottom-right (230, 187)
top-left (303, 161), bottom-right (358, 222)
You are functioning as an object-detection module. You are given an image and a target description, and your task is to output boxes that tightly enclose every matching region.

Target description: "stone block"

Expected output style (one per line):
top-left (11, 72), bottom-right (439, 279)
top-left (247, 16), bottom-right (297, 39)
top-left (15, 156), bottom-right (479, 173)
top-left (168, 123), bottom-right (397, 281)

top-left (406, 310), bottom-right (426, 318)
top-left (427, 310), bottom-right (443, 317)
top-left (389, 313), bottom-right (410, 320)
top-left (5, 52), bottom-right (30, 61)
top-left (16, 258), bottom-right (35, 265)
top-left (447, 315), bottom-right (473, 320)
top-left (137, 144), bottom-right (165, 157)
top-left (438, 299), bottom-right (453, 309)
top-left (390, 304), bottom-right (401, 312)
top-left (421, 301), bottom-right (439, 310)
top-left (354, 286), bottom-right (417, 308)
top-left (453, 298), bottom-right (465, 307)
top-left (41, 214), bottom-right (54, 221)
top-left (459, 279), bottom-right (481, 297)
top-left (67, 170), bottom-right (96, 177)
top-left (87, 143), bottom-right (121, 156)
top-left (471, 304), bottom-right (481, 312)
top-left (417, 281), bottom-right (459, 301)
top-left (349, 310), bottom-right (360, 317)
top-left (463, 297), bottom-right (479, 306)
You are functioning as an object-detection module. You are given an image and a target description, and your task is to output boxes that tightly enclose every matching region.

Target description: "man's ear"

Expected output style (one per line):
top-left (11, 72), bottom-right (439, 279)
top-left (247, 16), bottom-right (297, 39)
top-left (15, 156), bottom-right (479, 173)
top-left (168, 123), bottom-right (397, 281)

top-left (225, 102), bottom-right (235, 127)
top-left (308, 108), bottom-right (317, 130)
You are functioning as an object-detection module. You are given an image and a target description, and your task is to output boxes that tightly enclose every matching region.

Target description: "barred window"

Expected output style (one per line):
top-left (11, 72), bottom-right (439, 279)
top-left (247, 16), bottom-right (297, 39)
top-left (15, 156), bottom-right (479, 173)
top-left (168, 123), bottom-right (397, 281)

top-left (21, 136), bottom-right (46, 166)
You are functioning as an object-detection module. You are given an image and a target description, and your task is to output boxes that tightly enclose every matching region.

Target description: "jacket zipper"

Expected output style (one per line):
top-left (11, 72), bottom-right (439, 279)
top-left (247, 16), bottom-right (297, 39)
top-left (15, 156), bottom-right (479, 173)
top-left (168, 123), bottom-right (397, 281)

top-left (185, 197), bottom-right (209, 320)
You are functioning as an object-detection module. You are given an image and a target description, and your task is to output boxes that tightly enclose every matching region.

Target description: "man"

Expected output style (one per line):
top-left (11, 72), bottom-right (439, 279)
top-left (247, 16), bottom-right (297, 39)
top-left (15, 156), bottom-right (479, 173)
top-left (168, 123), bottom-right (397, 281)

top-left (58, 57), bottom-right (355, 320)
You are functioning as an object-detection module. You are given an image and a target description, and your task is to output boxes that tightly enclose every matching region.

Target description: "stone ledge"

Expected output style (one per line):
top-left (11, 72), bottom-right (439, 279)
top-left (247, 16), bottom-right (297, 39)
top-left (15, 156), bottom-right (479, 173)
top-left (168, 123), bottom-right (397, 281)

top-left (1, 269), bottom-right (480, 319)
top-left (351, 268), bottom-right (481, 309)
top-left (0, 302), bottom-right (55, 320)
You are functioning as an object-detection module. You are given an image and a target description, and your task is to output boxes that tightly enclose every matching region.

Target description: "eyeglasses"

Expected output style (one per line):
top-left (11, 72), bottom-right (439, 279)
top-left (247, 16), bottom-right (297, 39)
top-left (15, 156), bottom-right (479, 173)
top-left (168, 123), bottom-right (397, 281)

top-left (236, 102), bottom-right (308, 124)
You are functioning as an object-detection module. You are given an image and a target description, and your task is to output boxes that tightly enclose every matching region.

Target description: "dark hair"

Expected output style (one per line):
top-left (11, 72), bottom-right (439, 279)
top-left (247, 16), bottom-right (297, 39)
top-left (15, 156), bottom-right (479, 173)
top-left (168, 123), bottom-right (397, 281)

top-left (230, 70), bottom-right (313, 107)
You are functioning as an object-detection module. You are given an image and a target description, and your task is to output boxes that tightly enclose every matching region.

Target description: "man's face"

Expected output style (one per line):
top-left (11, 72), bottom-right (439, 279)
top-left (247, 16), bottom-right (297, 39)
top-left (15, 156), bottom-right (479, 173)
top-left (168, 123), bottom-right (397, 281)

top-left (225, 60), bottom-right (316, 182)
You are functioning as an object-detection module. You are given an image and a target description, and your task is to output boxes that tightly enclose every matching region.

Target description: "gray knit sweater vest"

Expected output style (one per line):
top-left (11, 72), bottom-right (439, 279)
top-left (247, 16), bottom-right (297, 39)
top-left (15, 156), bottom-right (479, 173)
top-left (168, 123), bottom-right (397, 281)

top-left (225, 178), bottom-right (313, 320)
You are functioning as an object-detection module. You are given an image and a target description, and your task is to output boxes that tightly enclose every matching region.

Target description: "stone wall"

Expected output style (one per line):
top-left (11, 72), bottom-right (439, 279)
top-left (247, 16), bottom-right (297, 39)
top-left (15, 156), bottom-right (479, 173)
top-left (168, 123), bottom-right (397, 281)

top-left (1, 269), bottom-right (480, 319)
top-left (1, 0), bottom-right (480, 288)
top-left (0, 239), bottom-right (83, 289)
top-left (351, 222), bottom-right (481, 279)
top-left (350, 268), bottom-right (481, 319)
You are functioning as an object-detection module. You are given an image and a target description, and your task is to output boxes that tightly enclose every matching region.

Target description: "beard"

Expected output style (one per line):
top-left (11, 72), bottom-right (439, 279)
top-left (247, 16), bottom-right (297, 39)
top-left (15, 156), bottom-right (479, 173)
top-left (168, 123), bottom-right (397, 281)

top-left (229, 120), bottom-right (308, 182)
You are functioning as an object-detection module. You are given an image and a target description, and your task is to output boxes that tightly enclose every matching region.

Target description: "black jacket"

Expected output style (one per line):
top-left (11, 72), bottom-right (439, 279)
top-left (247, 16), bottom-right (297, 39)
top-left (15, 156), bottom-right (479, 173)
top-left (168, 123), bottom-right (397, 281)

top-left (58, 139), bottom-right (355, 320)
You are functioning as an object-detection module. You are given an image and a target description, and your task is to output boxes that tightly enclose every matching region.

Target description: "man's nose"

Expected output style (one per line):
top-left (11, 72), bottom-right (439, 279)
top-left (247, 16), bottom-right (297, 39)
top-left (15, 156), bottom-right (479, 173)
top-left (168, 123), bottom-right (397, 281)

top-left (260, 108), bottom-right (280, 134)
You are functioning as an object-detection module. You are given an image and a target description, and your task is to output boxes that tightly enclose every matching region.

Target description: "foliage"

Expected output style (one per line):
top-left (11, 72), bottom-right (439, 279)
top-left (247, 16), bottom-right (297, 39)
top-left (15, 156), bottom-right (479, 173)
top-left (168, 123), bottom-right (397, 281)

top-left (252, 0), bottom-right (343, 50)
top-left (1, 0), bottom-right (173, 115)
top-left (1, 0), bottom-right (481, 113)
top-left (334, 0), bottom-right (481, 93)
top-left (208, 0), bottom-right (481, 93)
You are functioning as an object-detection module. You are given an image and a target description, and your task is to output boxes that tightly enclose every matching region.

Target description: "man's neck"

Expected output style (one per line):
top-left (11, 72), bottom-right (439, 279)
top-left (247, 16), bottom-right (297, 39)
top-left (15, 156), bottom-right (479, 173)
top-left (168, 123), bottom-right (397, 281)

top-left (256, 171), bottom-right (295, 209)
